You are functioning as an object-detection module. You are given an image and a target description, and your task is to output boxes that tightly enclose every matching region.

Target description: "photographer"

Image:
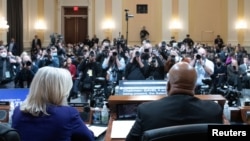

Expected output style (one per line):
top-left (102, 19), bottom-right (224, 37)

top-left (145, 53), bottom-right (165, 80)
top-left (38, 46), bottom-right (60, 68)
top-left (78, 51), bottom-right (102, 101)
top-left (0, 46), bottom-right (19, 88)
top-left (239, 56), bottom-right (250, 89)
top-left (15, 55), bottom-right (37, 88)
top-left (226, 53), bottom-right (242, 91)
top-left (102, 47), bottom-right (126, 85)
top-left (125, 48), bottom-right (149, 80)
top-left (190, 47), bottom-right (214, 94)
top-left (158, 41), bottom-right (170, 60)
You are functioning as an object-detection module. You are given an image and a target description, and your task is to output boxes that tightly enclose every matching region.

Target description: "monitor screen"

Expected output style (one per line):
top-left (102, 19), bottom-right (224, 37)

top-left (116, 103), bottom-right (139, 120)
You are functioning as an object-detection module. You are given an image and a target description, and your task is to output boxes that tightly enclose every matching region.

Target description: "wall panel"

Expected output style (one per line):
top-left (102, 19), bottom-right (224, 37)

top-left (189, 0), bottom-right (227, 45)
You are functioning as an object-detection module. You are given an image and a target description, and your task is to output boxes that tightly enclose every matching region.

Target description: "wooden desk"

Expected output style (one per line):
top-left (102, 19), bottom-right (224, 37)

top-left (104, 94), bottom-right (226, 141)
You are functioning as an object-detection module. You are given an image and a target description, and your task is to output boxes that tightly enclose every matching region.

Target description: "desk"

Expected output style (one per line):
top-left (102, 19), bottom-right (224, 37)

top-left (104, 94), bottom-right (226, 141)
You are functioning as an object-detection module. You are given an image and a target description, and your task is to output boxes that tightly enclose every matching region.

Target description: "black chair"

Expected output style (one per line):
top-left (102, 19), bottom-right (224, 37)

top-left (142, 123), bottom-right (219, 141)
top-left (0, 123), bottom-right (20, 141)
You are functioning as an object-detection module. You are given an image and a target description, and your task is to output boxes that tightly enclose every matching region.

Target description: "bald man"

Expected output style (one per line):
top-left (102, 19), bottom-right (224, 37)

top-left (190, 47), bottom-right (214, 93)
top-left (126, 62), bottom-right (223, 141)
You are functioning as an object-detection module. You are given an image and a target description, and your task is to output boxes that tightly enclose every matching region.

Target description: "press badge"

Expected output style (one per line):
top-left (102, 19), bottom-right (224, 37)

top-left (5, 71), bottom-right (10, 78)
top-left (87, 69), bottom-right (93, 76)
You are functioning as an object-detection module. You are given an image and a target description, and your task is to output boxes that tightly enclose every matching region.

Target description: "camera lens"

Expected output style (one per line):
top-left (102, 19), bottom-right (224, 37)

top-left (196, 54), bottom-right (201, 59)
top-left (89, 51), bottom-right (95, 57)
top-left (113, 52), bottom-right (117, 56)
top-left (135, 51), bottom-right (140, 57)
top-left (104, 46), bottom-right (109, 50)
top-left (144, 49), bottom-right (149, 52)
top-left (26, 61), bottom-right (32, 66)
top-left (151, 58), bottom-right (156, 63)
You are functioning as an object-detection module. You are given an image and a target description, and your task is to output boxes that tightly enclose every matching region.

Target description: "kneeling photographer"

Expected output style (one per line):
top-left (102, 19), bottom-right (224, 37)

top-left (145, 53), bottom-right (165, 80)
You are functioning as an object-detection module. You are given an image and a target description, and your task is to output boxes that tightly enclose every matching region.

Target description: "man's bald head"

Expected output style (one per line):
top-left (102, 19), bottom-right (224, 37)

top-left (167, 62), bottom-right (197, 95)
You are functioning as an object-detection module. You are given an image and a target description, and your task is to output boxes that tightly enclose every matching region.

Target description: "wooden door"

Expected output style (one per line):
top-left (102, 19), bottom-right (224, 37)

top-left (64, 7), bottom-right (88, 44)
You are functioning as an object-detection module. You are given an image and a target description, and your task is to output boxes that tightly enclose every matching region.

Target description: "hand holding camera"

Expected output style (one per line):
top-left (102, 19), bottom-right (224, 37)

top-left (196, 54), bottom-right (201, 60)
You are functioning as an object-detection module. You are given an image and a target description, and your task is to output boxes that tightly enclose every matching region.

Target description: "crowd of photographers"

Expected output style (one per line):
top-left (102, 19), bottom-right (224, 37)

top-left (0, 34), bottom-right (250, 104)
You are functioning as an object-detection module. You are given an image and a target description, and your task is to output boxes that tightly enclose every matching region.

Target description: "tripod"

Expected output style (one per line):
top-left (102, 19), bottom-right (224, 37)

top-left (124, 9), bottom-right (133, 45)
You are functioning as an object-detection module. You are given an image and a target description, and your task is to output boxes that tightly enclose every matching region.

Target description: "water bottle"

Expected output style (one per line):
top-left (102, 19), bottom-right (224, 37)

top-left (9, 101), bottom-right (15, 126)
top-left (101, 102), bottom-right (109, 125)
top-left (93, 107), bottom-right (101, 125)
top-left (223, 101), bottom-right (230, 122)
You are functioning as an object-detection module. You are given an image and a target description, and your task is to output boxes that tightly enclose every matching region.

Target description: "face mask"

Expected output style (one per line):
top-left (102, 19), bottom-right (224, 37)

top-left (52, 53), bottom-right (57, 56)
top-left (0, 52), bottom-right (7, 58)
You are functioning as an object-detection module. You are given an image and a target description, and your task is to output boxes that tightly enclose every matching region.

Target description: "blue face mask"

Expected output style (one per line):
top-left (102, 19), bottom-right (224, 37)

top-left (52, 53), bottom-right (57, 56)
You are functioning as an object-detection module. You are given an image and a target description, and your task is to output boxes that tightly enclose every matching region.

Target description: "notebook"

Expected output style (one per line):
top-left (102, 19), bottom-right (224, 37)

top-left (87, 125), bottom-right (107, 137)
top-left (111, 120), bottom-right (135, 138)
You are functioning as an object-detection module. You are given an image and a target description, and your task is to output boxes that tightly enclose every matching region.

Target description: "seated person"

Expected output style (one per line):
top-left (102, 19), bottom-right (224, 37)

top-left (12, 66), bottom-right (95, 141)
top-left (126, 62), bottom-right (223, 141)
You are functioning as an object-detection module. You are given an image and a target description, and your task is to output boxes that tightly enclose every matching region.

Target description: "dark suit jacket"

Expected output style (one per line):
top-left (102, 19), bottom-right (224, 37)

top-left (32, 38), bottom-right (42, 49)
top-left (6, 42), bottom-right (18, 56)
top-left (126, 94), bottom-right (223, 141)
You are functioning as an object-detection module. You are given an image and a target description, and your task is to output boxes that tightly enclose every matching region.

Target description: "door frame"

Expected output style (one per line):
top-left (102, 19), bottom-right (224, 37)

top-left (61, 6), bottom-right (88, 44)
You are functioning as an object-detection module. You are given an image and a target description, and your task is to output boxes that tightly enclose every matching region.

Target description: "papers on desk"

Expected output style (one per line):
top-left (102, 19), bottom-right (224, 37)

top-left (111, 120), bottom-right (135, 138)
top-left (87, 125), bottom-right (107, 137)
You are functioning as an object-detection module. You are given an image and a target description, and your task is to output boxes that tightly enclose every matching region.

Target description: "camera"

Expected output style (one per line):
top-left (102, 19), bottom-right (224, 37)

top-left (151, 57), bottom-right (156, 63)
top-left (104, 46), bottom-right (109, 50)
top-left (196, 54), bottom-right (201, 60)
top-left (22, 61), bottom-right (32, 67)
top-left (89, 51), bottom-right (95, 57)
top-left (102, 50), bottom-right (109, 58)
top-left (112, 52), bottom-right (118, 56)
top-left (170, 55), bottom-right (176, 63)
top-left (135, 51), bottom-right (140, 57)
top-left (150, 57), bottom-right (157, 66)
top-left (144, 48), bottom-right (149, 53)
top-left (46, 48), bottom-right (51, 53)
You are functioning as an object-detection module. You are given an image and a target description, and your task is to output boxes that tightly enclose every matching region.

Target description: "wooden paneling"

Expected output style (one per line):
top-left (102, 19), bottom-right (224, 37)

top-left (64, 16), bottom-right (87, 44)
top-left (64, 7), bottom-right (88, 44)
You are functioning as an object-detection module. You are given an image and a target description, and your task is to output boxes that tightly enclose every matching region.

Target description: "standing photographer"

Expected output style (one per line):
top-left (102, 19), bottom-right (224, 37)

top-left (102, 48), bottom-right (126, 96)
top-left (190, 47), bottom-right (214, 94)
top-left (145, 53), bottom-right (165, 80)
top-left (125, 48), bottom-right (149, 80)
top-left (15, 55), bottom-right (38, 88)
top-left (78, 51), bottom-right (102, 101)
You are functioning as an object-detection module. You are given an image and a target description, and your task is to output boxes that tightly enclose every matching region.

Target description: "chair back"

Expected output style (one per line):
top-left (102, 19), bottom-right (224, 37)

top-left (142, 123), bottom-right (219, 141)
top-left (0, 123), bottom-right (20, 141)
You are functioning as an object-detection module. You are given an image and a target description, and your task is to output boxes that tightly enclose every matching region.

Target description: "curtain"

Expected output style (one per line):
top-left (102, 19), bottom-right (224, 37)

top-left (7, 0), bottom-right (23, 56)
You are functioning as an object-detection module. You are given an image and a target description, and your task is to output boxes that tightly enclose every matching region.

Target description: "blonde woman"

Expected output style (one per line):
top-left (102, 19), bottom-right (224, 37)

top-left (12, 66), bottom-right (94, 141)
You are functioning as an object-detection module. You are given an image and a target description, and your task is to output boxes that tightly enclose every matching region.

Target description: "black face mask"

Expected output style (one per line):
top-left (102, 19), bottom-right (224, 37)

top-left (217, 62), bottom-right (222, 66)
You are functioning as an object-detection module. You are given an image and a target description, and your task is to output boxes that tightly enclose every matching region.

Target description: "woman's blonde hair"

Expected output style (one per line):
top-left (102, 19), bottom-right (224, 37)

top-left (20, 66), bottom-right (73, 116)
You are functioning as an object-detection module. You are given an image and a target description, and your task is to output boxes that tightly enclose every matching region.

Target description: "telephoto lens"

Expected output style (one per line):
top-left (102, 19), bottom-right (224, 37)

top-left (196, 54), bottom-right (201, 59)
top-left (113, 52), bottom-right (117, 56)
top-left (135, 51), bottom-right (140, 57)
